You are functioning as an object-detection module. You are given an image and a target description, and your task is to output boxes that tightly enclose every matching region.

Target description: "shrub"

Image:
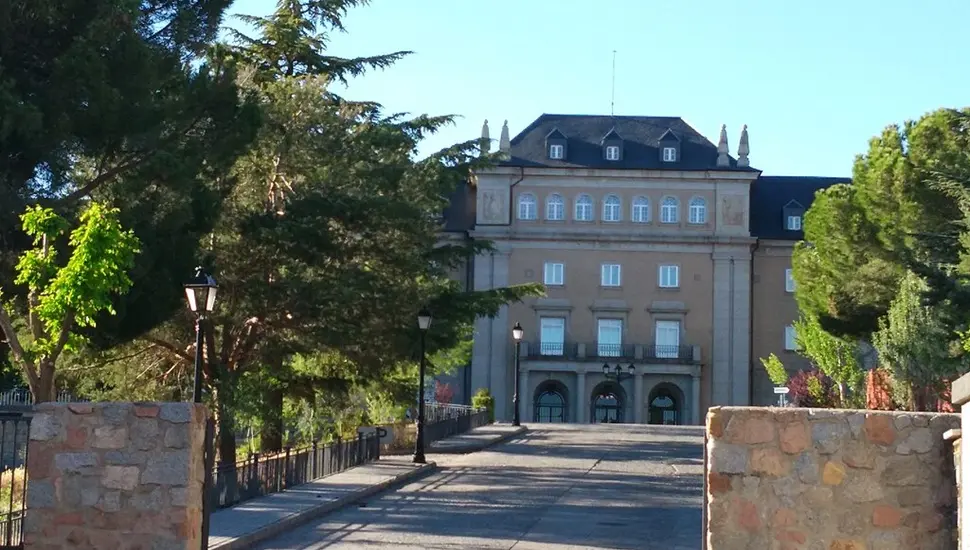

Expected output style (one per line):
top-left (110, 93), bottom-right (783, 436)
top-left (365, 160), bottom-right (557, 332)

top-left (434, 381), bottom-right (454, 405)
top-left (787, 369), bottom-right (838, 408)
top-left (471, 388), bottom-right (495, 423)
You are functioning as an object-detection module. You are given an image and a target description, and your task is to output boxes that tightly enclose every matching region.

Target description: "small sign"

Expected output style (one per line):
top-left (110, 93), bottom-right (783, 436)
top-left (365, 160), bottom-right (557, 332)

top-left (774, 387), bottom-right (791, 394)
top-left (358, 426), bottom-right (395, 445)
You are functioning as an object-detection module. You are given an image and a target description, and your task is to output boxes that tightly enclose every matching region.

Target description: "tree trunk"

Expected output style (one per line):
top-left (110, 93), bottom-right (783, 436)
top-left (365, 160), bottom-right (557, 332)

top-left (259, 386), bottom-right (284, 452)
top-left (32, 360), bottom-right (57, 403)
top-left (212, 371), bottom-right (238, 468)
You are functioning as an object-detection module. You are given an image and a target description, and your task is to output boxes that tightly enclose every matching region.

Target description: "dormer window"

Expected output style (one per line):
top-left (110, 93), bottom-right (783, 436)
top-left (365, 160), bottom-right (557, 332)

top-left (545, 128), bottom-right (568, 161)
top-left (600, 127), bottom-right (624, 162)
top-left (658, 128), bottom-right (681, 164)
top-left (782, 200), bottom-right (805, 232)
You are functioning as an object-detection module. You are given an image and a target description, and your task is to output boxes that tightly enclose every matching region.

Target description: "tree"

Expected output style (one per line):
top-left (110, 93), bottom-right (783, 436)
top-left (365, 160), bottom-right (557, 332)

top-left (792, 315), bottom-right (864, 405)
top-left (792, 109), bottom-right (970, 340)
top-left (872, 271), bottom-right (965, 411)
top-left (760, 353), bottom-right (789, 386)
top-left (0, 204), bottom-right (140, 401)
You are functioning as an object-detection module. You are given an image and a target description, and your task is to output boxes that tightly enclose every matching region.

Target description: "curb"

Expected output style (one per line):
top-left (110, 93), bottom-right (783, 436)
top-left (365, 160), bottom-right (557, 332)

top-left (430, 425), bottom-right (529, 454)
top-left (208, 461), bottom-right (438, 550)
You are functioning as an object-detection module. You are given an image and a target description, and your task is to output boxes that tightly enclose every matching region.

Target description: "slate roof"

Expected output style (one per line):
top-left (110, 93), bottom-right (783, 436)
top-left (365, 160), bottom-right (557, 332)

top-left (501, 114), bottom-right (755, 171)
top-left (750, 176), bottom-right (851, 240)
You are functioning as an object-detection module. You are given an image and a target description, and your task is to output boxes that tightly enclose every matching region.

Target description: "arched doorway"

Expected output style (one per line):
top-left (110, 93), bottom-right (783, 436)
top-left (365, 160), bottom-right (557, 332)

top-left (590, 381), bottom-right (626, 423)
top-left (533, 380), bottom-right (568, 423)
top-left (647, 383), bottom-right (684, 425)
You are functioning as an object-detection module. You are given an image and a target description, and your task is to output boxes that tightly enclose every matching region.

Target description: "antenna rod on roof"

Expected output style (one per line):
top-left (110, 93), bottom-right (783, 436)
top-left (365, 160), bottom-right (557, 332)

top-left (611, 50), bottom-right (617, 117)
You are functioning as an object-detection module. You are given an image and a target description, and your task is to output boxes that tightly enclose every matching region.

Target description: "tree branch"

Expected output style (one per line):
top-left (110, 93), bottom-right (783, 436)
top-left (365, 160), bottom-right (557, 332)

top-left (142, 336), bottom-right (193, 363)
top-left (61, 152), bottom-right (151, 204)
top-left (48, 311), bottom-right (74, 365)
top-left (0, 305), bottom-right (40, 389)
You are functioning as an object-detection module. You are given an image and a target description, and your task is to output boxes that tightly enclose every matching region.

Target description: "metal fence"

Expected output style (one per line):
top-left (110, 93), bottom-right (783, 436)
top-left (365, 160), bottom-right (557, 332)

top-left (0, 413), bottom-right (29, 549)
top-left (206, 433), bottom-right (381, 510)
top-left (0, 388), bottom-right (81, 408)
top-left (424, 405), bottom-right (490, 444)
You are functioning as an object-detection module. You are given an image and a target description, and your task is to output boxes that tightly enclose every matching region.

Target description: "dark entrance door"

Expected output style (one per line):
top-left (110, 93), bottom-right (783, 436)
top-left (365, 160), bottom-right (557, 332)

top-left (593, 391), bottom-right (622, 423)
top-left (648, 387), bottom-right (679, 425)
top-left (534, 390), bottom-right (566, 423)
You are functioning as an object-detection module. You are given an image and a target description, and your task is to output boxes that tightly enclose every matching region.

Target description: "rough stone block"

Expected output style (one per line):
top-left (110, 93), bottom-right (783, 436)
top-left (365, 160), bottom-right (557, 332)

top-left (159, 403), bottom-right (192, 424)
top-left (54, 452), bottom-right (98, 473)
top-left (709, 442), bottom-right (748, 474)
top-left (29, 413), bottom-right (62, 442)
top-left (93, 425), bottom-right (128, 449)
top-left (872, 505), bottom-right (903, 527)
top-left (822, 461), bottom-right (845, 486)
top-left (864, 414), bottom-right (896, 445)
top-left (811, 421), bottom-right (847, 454)
top-left (751, 448), bottom-right (789, 477)
top-left (779, 421), bottom-right (810, 454)
top-left (142, 450), bottom-right (191, 486)
top-left (102, 465), bottom-right (140, 491)
top-left (896, 427), bottom-right (933, 455)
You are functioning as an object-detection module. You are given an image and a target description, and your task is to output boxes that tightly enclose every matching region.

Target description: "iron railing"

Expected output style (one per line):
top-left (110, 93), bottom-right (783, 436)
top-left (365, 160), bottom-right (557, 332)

top-left (206, 434), bottom-right (381, 510)
top-left (525, 342), bottom-right (578, 359)
top-left (0, 388), bottom-right (81, 408)
top-left (423, 407), bottom-right (490, 444)
top-left (643, 345), bottom-right (695, 363)
top-left (0, 413), bottom-right (29, 549)
top-left (588, 343), bottom-right (636, 359)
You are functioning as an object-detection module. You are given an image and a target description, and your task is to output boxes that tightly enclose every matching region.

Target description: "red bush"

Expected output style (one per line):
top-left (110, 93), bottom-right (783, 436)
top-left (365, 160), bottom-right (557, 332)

top-left (786, 369), bottom-right (838, 408)
top-left (434, 381), bottom-right (454, 404)
top-left (865, 368), bottom-right (894, 410)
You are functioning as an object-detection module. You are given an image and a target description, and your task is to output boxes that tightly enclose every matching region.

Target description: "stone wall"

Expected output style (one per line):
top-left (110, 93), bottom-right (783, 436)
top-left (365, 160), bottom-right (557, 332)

top-left (706, 406), bottom-right (959, 549)
top-left (25, 402), bottom-right (208, 550)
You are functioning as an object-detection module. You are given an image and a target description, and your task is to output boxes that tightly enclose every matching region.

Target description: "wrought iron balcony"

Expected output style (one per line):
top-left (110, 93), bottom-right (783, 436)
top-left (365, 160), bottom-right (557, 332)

top-left (525, 341), bottom-right (578, 359)
top-left (642, 345), bottom-right (696, 363)
top-left (586, 343), bottom-right (637, 359)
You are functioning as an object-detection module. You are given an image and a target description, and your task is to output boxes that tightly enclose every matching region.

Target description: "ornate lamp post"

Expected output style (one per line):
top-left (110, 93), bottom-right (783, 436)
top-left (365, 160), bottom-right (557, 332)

top-left (413, 308), bottom-right (433, 464)
top-left (184, 267), bottom-right (218, 403)
top-left (511, 322), bottom-right (524, 426)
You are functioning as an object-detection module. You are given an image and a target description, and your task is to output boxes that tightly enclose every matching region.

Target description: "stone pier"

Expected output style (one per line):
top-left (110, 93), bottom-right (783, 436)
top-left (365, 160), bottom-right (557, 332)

top-left (25, 402), bottom-right (208, 550)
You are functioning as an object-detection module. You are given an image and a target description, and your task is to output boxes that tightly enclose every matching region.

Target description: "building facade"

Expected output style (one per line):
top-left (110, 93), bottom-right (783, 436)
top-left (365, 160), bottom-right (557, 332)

top-left (440, 114), bottom-right (849, 425)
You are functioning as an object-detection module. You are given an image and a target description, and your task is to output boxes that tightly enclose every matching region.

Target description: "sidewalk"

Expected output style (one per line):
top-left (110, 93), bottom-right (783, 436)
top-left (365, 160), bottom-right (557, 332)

top-left (207, 424), bottom-right (526, 549)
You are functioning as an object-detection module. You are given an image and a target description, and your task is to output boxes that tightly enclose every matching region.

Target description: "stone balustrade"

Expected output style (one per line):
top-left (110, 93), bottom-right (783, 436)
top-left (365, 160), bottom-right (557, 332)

top-left (706, 406), bottom-right (959, 549)
top-left (25, 402), bottom-right (208, 550)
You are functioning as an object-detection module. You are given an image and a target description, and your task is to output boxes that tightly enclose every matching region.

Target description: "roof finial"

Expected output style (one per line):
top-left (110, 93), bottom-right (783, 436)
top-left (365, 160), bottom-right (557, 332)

top-left (716, 124), bottom-right (730, 167)
top-left (499, 120), bottom-right (511, 159)
top-left (737, 124), bottom-right (750, 168)
top-left (480, 119), bottom-right (491, 155)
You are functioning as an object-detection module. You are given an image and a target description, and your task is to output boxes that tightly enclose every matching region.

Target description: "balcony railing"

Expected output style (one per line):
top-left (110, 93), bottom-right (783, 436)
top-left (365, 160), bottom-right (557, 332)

top-left (526, 341), bottom-right (578, 359)
top-left (524, 342), bottom-right (699, 364)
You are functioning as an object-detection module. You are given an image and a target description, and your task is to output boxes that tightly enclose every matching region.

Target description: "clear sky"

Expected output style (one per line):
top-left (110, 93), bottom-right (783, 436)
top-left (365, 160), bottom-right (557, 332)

top-left (226, 0), bottom-right (969, 177)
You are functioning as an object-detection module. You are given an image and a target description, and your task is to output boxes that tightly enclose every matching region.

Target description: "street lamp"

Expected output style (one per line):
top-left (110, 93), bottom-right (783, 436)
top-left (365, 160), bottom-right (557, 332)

top-left (602, 362), bottom-right (635, 381)
top-left (184, 267), bottom-right (218, 403)
top-left (511, 322), bottom-right (524, 426)
top-left (413, 308), bottom-right (433, 464)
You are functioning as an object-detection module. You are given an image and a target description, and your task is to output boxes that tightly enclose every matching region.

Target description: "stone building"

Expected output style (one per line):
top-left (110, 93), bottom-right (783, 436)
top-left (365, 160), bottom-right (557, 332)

top-left (438, 114), bottom-right (849, 425)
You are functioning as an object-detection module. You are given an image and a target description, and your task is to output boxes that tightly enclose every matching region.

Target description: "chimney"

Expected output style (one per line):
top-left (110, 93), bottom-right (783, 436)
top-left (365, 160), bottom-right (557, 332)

top-left (499, 120), bottom-right (511, 160)
top-left (716, 124), bottom-right (730, 167)
top-left (480, 119), bottom-right (491, 155)
top-left (737, 124), bottom-right (750, 168)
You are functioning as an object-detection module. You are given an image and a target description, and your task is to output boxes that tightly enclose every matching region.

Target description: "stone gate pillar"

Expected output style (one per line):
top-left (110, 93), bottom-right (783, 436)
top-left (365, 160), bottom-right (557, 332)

top-left (24, 402), bottom-right (208, 549)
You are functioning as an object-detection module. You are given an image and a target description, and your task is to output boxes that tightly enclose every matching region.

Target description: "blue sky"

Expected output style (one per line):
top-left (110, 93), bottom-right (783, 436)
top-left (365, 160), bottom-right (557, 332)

top-left (226, 0), bottom-right (969, 177)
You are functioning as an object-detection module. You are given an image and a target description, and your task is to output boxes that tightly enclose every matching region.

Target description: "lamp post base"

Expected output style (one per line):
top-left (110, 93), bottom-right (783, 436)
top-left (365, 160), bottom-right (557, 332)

top-left (412, 451), bottom-right (426, 464)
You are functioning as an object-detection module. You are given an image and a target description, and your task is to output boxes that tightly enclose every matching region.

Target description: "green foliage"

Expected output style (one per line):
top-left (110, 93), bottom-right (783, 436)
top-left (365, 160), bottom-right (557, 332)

top-left (760, 353), bottom-right (789, 386)
top-left (472, 388), bottom-right (495, 423)
top-left (872, 271), bottom-right (965, 410)
top-left (793, 316), bottom-right (864, 404)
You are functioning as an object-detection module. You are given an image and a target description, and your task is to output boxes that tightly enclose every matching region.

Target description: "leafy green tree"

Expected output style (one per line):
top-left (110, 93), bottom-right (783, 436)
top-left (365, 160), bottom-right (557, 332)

top-left (760, 353), bottom-right (789, 386)
top-left (872, 272), bottom-right (965, 411)
top-left (793, 315), bottom-right (864, 405)
top-left (0, 204), bottom-right (140, 401)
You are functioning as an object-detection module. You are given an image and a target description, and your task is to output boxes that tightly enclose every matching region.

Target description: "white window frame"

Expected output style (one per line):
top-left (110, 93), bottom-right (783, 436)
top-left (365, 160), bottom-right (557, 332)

top-left (549, 144), bottom-right (564, 159)
top-left (544, 262), bottom-right (564, 286)
top-left (660, 197), bottom-right (679, 224)
top-left (787, 215), bottom-right (802, 230)
top-left (655, 320), bottom-right (680, 358)
top-left (632, 196), bottom-right (650, 223)
top-left (785, 325), bottom-right (797, 350)
top-left (603, 195), bottom-right (621, 222)
top-left (539, 317), bottom-right (566, 356)
top-left (663, 147), bottom-right (677, 162)
top-left (785, 268), bottom-right (795, 293)
top-left (605, 145), bottom-right (620, 161)
top-left (597, 319), bottom-right (623, 357)
top-left (659, 265), bottom-right (679, 288)
top-left (688, 197), bottom-right (706, 224)
top-left (517, 193), bottom-right (537, 220)
top-left (575, 194), bottom-right (594, 221)
top-left (546, 194), bottom-right (564, 220)
top-left (601, 264), bottom-right (621, 287)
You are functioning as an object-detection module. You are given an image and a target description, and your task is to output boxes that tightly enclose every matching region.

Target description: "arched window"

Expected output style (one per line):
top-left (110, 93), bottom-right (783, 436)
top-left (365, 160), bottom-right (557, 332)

top-left (546, 194), bottom-right (564, 220)
top-left (632, 196), bottom-right (650, 223)
top-left (534, 390), bottom-right (566, 423)
top-left (689, 197), bottom-right (707, 224)
top-left (602, 195), bottom-right (621, 222)
top-left (575, 194), bottom-right (594, 221)
top-left (517, 193), bottom-right (537, 220)
top-left (660, 196), bottom-right (679, 224)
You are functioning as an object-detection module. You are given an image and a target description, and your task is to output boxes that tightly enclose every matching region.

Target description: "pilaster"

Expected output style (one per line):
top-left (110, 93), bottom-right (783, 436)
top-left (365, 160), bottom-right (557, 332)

top-left (692, 374), bottom-right (701, 425)
top-left (518, 368), bottom-right (529, 423)
top-left (711, 247), bottom-right (753, 406)
top-left (634, 373), bottom-right (644, 424)
top-left (469, 249), bottom-right (511, 419)
top-left (575, 371), bottom-right (587, 424)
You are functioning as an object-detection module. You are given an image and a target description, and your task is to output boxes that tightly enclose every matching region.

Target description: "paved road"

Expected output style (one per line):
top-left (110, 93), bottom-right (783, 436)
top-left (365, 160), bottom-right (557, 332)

top-left (254, 423), bottom-right (704, 550)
